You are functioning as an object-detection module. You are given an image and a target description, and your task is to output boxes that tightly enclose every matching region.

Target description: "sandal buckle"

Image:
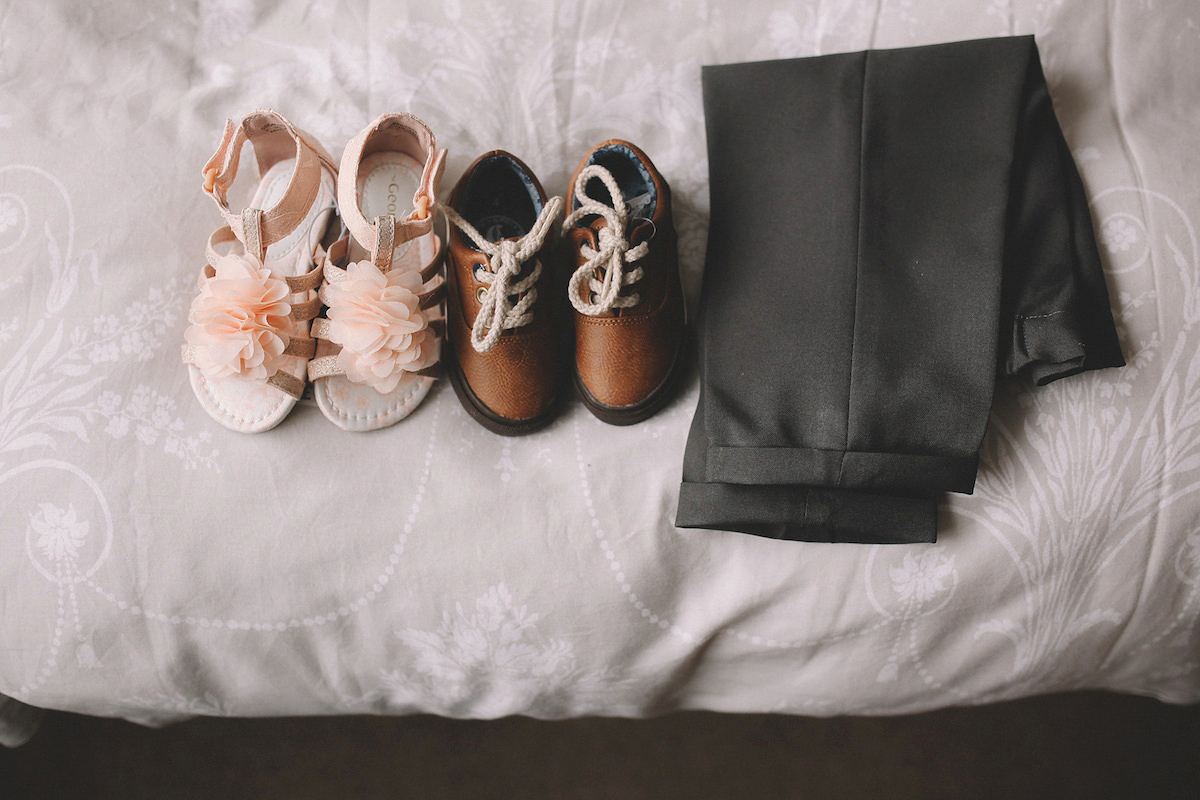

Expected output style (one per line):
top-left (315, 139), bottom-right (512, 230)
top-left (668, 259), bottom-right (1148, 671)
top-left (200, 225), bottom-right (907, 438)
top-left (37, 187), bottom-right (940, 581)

top-left (411, 194), bottom-right (432, 221)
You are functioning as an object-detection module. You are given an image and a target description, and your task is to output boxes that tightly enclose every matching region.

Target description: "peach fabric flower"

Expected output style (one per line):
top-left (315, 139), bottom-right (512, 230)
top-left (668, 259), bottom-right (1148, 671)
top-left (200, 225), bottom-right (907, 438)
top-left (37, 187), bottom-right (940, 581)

top-left (184, 253), bottom-right (292, 381)
top-left (324, 260), bottom-right (437, 394)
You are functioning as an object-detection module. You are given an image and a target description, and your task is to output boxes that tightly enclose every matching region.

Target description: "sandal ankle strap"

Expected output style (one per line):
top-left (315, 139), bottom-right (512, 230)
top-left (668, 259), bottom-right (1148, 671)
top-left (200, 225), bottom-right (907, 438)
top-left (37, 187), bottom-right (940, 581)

top-left (201, 109), bottom-right (337, 259)
top-left (336, 112), bottom-right (447, 271)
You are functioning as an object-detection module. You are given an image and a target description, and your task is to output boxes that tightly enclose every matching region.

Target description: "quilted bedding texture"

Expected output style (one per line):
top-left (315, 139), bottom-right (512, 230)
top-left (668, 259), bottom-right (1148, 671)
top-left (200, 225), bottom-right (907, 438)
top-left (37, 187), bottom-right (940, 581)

top-left (1, 0), bottom-right (1198, 746)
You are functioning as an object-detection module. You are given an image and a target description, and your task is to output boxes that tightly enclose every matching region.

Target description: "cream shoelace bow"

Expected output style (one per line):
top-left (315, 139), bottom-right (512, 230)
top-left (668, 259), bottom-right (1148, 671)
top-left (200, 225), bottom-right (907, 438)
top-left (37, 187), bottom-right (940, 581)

top-left (442, 197), bottom-right (563, 353)
top-left (562, 165), bottom-right (650, 316)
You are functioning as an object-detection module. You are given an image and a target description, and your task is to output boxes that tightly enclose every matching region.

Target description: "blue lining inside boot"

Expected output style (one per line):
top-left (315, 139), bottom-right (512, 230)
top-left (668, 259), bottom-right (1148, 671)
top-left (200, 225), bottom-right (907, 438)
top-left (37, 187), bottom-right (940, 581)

top-left (580, 144), bottom-right (657, 220)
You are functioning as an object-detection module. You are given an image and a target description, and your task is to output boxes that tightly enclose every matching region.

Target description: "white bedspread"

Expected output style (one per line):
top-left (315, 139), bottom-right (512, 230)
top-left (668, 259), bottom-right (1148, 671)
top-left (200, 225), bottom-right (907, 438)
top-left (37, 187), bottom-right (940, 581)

top-left (2, 0), bottom-right (1198, 745)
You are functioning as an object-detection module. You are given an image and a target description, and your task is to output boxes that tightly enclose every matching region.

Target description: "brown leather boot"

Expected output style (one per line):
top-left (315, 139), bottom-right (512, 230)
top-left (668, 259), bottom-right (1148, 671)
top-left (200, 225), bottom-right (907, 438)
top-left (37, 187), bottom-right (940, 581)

top-left (442, 151), bottom-right (565, 435)
top-left (563, 140), bottom-right (687, 425)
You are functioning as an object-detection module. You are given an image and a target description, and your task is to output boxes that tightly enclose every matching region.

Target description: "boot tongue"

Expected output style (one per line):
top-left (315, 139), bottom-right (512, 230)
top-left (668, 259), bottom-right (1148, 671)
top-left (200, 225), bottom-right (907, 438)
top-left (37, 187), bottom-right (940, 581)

top-left (476, 214), bottom-right (526, 245)
top-left (483, 221), bottom-right (512, 243)
top-left (584, 214), bottom-right (608, 240)
top-left (564, 214), bottom-right (604, 251)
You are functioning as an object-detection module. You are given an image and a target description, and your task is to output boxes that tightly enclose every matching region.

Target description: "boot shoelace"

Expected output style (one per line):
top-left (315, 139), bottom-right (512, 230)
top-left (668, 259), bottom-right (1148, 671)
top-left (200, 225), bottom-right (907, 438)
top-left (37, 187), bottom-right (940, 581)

top-left (562, 164), bottom-right (649, 316)
top-left (442, 196), bottom-right (563, 353)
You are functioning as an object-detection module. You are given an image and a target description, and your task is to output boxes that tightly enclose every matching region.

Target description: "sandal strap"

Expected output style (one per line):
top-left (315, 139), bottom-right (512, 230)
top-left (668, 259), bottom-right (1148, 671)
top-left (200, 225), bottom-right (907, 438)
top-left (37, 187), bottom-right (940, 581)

top-left (317, 230), bottom-right (441, 276)
top-left (266, 370), bottom-right (306, 400)
top-left (306, 354), bottom-right (343, 381)
top-left (316, 265), bottom-right (444, 306)
top-left (316, 233), bottom-right (444, 307)
top-left (337, 113), bottom-right (446, 270)
top-left (202, 109), bottom-right (336, 257)
top-left (204, 226), bottom-right (325, 292)
top-left (181, 335), bottom-right (315, 364)
top-left (310, 318), bottom-right (333, 341)
top-left (309, 313), bottom-right (445, 343)
top-left (282, 336), bottom-right (316, 359)
top-left (373, 213), bottom-right (396, 272)
top-left (180, 345), bottom-right (308, 400)
top-left (285, 265), bottom-right (325, 294)
top-left (307, 354), bottom-right (442, 383)
top-left (289, 296), bottom-right (322, 322)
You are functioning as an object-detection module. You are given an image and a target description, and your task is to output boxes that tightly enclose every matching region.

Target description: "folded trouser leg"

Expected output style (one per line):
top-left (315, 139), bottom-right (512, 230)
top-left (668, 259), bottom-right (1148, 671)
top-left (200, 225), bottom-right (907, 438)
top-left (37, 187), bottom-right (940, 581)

top-left (677, 388), bottom-right (938, 543)
top-left (677, 36), bottom-right (1123, 544)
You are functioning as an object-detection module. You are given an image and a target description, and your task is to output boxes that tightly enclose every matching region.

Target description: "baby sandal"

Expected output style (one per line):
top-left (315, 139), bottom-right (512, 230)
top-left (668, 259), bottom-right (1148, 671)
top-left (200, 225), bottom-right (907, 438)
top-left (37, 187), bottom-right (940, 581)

top-left (182, 109), bottom-right (339, 433)
top-left (306, 113), bottom-right (448, 431)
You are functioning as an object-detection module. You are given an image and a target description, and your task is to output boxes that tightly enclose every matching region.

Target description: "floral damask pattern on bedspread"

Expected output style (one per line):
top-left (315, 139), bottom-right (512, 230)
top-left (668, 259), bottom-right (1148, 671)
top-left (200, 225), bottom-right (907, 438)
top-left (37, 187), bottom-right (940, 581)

top-left (0, 0), bottom-right (1197, 737)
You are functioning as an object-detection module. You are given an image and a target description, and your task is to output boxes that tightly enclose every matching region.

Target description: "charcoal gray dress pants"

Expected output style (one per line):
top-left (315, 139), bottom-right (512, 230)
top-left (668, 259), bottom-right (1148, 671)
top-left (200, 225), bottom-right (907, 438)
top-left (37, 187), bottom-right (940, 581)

top-left (676, 36), bottom-right (1125, 544)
